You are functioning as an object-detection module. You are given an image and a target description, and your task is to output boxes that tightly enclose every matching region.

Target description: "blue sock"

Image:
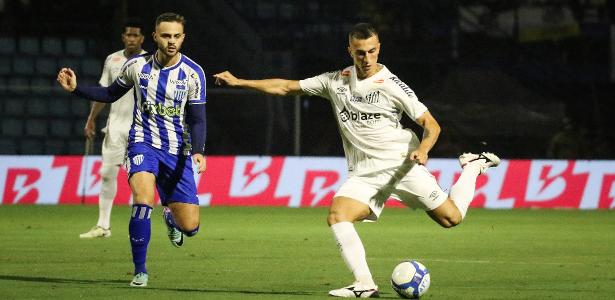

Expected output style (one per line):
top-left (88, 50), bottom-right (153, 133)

top-left (129, 204), bottom-right (152, 275)
top-left (163, 208), bottom-right (179, 229)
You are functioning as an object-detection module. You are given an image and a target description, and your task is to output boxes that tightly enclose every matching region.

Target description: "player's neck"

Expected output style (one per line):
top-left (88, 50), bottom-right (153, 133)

top-left (356, 64), bottom-right (383, 80)
top-left (155, 50), bottom-right (181, 68)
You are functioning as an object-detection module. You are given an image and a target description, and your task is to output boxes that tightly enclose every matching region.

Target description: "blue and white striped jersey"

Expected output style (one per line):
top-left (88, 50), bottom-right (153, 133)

top-left (116, 53), bottom-right (206, 155)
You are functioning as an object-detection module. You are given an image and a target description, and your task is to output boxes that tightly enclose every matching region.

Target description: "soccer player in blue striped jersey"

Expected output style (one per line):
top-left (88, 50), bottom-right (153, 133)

top-left (57, 12), bottom-right (206, 288)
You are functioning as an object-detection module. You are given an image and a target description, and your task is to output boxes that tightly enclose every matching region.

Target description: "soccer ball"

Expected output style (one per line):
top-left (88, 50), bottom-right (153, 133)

top-left (390, 260), bottom-right (430, 298)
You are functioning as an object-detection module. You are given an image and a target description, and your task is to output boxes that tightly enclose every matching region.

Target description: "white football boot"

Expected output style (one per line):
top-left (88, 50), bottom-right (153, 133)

top-left (458, 152), bottom-right (501, 174)
top-left (328, 282), bottom-right (380, 298)
top-left (129, 272), bottom-right (148, 287)
top-left (79, 226), bottom-right (111, 239)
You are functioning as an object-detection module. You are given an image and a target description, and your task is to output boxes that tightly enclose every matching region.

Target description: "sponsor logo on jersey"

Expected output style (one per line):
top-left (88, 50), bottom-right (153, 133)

top-left (339, 107), bottom-right (381, 123)
top-left (142, 102), bottom-right (183, 117)
top-left (132, 154), bottom-right (144, 166)
top-left (337, 87), bottom-right (347, 93)
top-left (138, 73), bottom-right (156, 80)
top-left (350, 95), bottom-right (363, 103)
top-left (189, 73), bottom-right (202, 96)
top-left (170, 79), bottom-right (188, 85)
top-left (389, 76), bottom-right (414, 98)
top-left (345, 91), bottom-right (380, 104)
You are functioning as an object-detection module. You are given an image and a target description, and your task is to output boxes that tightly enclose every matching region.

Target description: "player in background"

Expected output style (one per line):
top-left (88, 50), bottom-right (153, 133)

top-left (214, 23), bottom-right (500, 298)
top-left (79, 19), bottom-right (146, 239)
top-left (57, 12), bottom-right (206, 287)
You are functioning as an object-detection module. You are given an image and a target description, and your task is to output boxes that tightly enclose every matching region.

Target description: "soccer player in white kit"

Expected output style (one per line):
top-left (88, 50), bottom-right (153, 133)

top-left (80, 20), bottom-right (146, 239)
top-left (214, 23), bottom-right (500, 298)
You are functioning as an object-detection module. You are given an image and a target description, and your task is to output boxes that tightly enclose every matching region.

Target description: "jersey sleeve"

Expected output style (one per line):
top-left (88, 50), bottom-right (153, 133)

top-left (387, 77), bottom-right (428, 121)
top-left (98, 55), bottom-right (113, 87)
top-left (115, 58), bottom-right (138, 88)
top-left (188, 67), bottom-right (206, 104)
top-left (299, 72), bottom-right (334, 99)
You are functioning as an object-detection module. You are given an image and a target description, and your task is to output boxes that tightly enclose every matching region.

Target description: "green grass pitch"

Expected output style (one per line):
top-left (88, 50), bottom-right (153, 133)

top-left (0, 205), bottom-right (614, 299)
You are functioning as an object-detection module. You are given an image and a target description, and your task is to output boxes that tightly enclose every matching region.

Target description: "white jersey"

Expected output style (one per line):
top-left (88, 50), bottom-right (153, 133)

top-left (300, 64), bottom-right (428, 175)
top-left (99, 49), bottom-right (146, 135)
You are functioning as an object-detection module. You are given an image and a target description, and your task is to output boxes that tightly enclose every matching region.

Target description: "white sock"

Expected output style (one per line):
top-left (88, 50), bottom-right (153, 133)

top-left (449, 163), bottom-right (481, 219)
top-left (96, 164), bottom-right (119, 229)
top-left (330, 222), bottom-right (375, 287)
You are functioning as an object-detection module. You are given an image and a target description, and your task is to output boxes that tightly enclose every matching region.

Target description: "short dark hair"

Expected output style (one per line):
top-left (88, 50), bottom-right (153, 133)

top-left (123, 18), bottom-right (143, 31)
top-left (156, 12), bottom-right (185, 27)
top-left (349, 23), bottom-right (378, 40)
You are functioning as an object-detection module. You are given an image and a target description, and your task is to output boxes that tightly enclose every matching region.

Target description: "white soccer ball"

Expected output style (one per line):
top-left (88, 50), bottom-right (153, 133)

top-left (390, 260), bottom-right (431, 299)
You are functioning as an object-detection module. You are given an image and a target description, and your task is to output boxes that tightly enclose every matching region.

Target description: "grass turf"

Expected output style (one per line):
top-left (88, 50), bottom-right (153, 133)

top-left (0, 205), bottom-right (613, 299)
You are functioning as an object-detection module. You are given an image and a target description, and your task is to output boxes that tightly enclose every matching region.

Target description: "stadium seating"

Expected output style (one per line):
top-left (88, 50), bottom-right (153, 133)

top-left (26, 119), bottom-right (48, 137)
top-left (4, 97), bottom-right (26, 116)
top-left (65, 38), bottom-right (86, 57)
top-left (41, 37), bottom-right (63, 56)
top-left (45, 139), bottom-right (66, 154)
top-left (0, 57), bottom-right (11, 75)
top-left (28, 97), bottom-right (49, 117)
top-left (0, 35), bottom-right (105, 155)
top-left (50, 119), bottom-right (72, 138)
top-left (18, 37), bottom-right (40, 55)
top-left (0, 37), bottom-right (16, 55)
top-left (21, 139), bottom-right (44, 154)
top-left (2, 118), bottom-right (24, 137)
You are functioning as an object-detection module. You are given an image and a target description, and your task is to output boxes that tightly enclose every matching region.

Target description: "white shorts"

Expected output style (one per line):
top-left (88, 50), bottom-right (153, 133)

top-left (334, 162), bottom-right (448, 221)
top-left (101, 129), bottom-right (129, 166)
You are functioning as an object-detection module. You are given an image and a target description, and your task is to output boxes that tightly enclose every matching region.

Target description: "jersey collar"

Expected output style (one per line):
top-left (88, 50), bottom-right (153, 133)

top-left (153, 51), bottom-right (183, 71)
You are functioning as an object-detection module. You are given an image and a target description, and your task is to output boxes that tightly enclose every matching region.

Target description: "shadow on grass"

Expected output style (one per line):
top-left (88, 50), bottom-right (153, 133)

top-left (0, 274), bottom-right (125, 285)
top-left (121, 286), bottom-right (317, 297)
top-left (0, 274), bottom-right (328, 297)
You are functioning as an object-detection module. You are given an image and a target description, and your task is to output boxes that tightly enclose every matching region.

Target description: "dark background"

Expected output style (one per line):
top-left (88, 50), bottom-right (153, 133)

top-left (1, 0), bottom-right (613, 159)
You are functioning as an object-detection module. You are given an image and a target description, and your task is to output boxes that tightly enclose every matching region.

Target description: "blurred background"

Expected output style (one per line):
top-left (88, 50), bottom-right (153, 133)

top-left (0, 0), bottom-right (613, 159)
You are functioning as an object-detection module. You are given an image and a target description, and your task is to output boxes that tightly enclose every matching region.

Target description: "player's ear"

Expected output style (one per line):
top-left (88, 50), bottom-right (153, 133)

top-left (152, 31), bottom-right (156, 42)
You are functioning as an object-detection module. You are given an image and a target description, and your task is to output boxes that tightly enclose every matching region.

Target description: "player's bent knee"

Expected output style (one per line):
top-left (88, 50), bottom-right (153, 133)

top-left (175, 218), bottom-right (200, 233)
top-left (327, 209), bottom-right (368, 225)
top-left (183, 225), bottom-right (199, 237)
top-left (100, 165), bottom-right (119, 182)
top-left (438, 215), bottom-right (462, 228)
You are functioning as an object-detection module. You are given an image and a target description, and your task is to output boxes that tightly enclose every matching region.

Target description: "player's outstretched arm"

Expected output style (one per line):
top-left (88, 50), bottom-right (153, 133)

top-left (213, 71), bottom-right (303, 96)
top-left (58, 66), bottom-right (131, 103)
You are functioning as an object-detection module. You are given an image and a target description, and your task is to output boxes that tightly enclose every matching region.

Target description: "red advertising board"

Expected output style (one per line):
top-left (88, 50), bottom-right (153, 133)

top-left (1, 156), bottom-right (613, 209)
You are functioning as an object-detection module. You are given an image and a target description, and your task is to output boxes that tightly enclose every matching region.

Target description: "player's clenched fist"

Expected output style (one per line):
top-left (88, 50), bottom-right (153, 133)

top-left (56, 68), bottom-right (77, 92)
top-left (213, 71), bottom-right (240, 87)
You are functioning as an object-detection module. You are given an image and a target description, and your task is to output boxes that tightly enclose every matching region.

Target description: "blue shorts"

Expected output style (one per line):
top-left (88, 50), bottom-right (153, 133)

top-left (126, 143), bottom-right (198, 206)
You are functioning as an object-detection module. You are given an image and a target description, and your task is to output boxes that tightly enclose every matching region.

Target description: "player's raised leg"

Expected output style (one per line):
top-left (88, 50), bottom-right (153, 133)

top-left (327, 197), bottom-right (380, 298)
top-left (427, 152), bottom-right (500, 227)
top-left (128, 171), bottom-right (156, 287)
top-left (158, 153), bottom-right (201, 248)
top-left (163, 202), bottom-right (200, 247)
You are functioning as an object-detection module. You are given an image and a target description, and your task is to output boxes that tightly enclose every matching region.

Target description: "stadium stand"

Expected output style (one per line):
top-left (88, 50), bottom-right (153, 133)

top-left (0, 0), bottom-right (612, 158)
